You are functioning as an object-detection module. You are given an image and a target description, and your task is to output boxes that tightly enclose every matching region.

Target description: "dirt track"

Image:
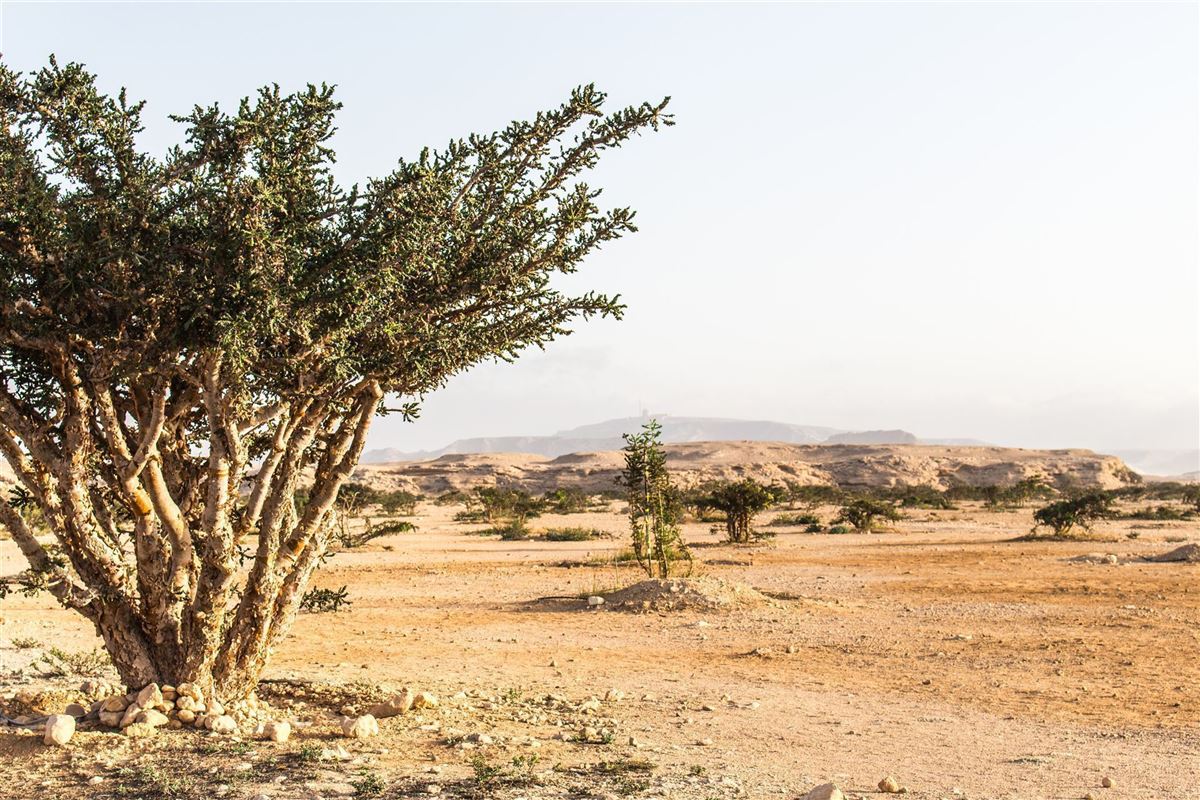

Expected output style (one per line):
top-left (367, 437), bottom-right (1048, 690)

top-left (1, 501), bottom-right (1197, 799)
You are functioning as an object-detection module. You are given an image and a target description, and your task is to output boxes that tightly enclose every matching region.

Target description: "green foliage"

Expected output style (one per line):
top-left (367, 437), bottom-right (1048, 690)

top-left (339, 519), bottom-right (416, 548)
top-left (541, 526), bottom-right (607, 541)
top-left (770, 512), bottom-right (821, 527)
top-left (350, 771), bottom-right (386, 797)
top-left (827, 525), bottom-right (851, 534)
top-left (619, 420), bottom-right (690, 577)
top-left (834, 498), bottom-right (902, 531)
top-left (891, 485), bottom-right (957, 509)
top-left (1124, 505), bottom-right (1195, 521)
top-left (699, 479), bottom-right (783, 543)
top-left (457, 487), bottom-right (546, 527)
top-left (1031, 491), bottom-right (1114, 538)
top-left (543, 488), bottom-right (603, 514)
top-left (434, 490), bottom-right (471, 506)
top-left (300, 585), bottom-right (351, 613)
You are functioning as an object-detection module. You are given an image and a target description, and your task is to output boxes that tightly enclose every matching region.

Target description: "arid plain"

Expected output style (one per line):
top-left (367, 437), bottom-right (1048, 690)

top-left (1, 445), bottom-right (1197, 800)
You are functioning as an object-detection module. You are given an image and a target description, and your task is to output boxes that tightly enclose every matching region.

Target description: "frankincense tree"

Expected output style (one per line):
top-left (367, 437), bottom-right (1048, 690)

top-left (0, 56), bottom-right (670, 697)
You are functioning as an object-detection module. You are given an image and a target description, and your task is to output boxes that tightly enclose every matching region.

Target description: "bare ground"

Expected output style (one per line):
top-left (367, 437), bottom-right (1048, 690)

top-left (1, 502), bottom-right (1197, 800)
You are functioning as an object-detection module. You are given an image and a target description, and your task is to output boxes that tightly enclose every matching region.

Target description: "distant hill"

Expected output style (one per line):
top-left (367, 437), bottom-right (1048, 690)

top-left (354, 441), bottom-right (1142, 494)
top-left (363, 415), bottom-right (849, 462)
top-left (825, 429), bottom-right (918, 445)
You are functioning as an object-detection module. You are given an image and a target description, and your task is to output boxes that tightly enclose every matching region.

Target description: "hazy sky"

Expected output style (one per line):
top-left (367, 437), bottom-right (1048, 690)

top-left (3, 2), bottom-right (1196, 452)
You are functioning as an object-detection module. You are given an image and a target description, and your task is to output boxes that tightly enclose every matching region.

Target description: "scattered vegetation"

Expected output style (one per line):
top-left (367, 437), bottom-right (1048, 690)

top-left (541, 526), bottom-right (608, 541)
top-left (770, 511), bottom-right (821, 527)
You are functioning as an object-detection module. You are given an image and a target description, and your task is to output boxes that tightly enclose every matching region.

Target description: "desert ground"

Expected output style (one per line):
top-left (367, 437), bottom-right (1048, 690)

top-left (1, 491), bottom-right (1198, 800)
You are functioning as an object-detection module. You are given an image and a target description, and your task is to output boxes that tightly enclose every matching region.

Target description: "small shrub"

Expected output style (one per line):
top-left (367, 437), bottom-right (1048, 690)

top-left (11, 636), bottom-right (42, 650)
top-left (619, 420), bottom-right (691, 577)
top-left (494, 521), bottom-right (532, 540)
top-left (378, 490), bottom-right (422, 516)
top-left (543, 488), bottom-right (599, 514)
top-left (434, 490), bottom-right (471, 506)
top-left (541, 527), bottom-right (606, 541)
top-left (804, 523), bottom-right (825, 533)
top-left (338, 519), bottom-right (416, 548)
top-left (351, 771), bottom-right (386, 797)
top-left (33, 646), bottom-right (112, 677)
top-left (771, 512), bottom-right (820, 526)
top-left (834, 498), bottom-right (902, 531)
top-left (1031, 492), bottom-right (1114, 538)
top-left (699, 479), bottom-right (782, 543)
top-left (300, 586), bottom-right (352, 613)
top-left (827, 524), bottom-right (851, 534)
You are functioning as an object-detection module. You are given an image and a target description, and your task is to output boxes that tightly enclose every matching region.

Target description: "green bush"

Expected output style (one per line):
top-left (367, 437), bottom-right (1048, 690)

top-left (541, 527), bottom-right (607, 541)
top-left (543, 488), bottom-right (602, 515)
top-left (378, 490), bottom-right (422, 516)
top-left (300, 586), bottom-right (352, 613)
top-left (827, 525), bottom-right (851, 534)
top-left (698, 479), bottom-right (783, 543)
top-left (771, 512), bottom-right (820, 526)
top-left (434, 490), bottom-right (471, 506)
top-left (804, 523), bottom-right (825, 533)
top-left (834, 498), bottom-right (902, 531)
top-left (1031, 491), bottom-right (1113, 538)
top-left (619, 420), bottom-right (691, 577)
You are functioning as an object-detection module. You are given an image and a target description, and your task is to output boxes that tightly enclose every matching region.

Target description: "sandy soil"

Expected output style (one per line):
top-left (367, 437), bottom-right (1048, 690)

top-left (1, 501), bottom-right (1197, 800)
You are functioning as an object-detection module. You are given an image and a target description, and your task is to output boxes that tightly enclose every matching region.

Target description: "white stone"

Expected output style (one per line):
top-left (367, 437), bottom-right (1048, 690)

top-left (209, 715), bottom-right (238, 735)
top-left (263, 721), bottom-right (291, 743)
top-left (43, 714), bottom-right (75, 746)
top-left (136, 683), bottom-right (163, 708)
top-left (137, 709), bottom-right (170, 727)
top-left (587, 595), bottom-right (605, 607)
top-left (802, 784), bottom-right (846, 800)
top-left (342, 714), bottom-right (380, 738)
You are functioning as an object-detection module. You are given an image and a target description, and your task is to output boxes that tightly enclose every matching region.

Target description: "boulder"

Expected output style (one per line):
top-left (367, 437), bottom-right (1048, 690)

top-left (43, 714), bottom-right (75, 746)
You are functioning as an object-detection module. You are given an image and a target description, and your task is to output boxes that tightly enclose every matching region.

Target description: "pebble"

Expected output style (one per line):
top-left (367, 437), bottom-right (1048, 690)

top-left (878, 775), bottom-right (904, 794)
top-left (43, 714), bottom-right (75, 746)
top-left (1101, 777), bottom-right (1113, 789)
top-left (587, 595), bottom-right (605, 607)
